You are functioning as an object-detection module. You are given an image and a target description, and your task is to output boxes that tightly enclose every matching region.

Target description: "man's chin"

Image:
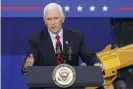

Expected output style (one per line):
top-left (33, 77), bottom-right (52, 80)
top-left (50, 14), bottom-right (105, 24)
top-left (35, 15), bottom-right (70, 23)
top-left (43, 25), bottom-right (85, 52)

top-left (51, 29), bottom-right (60, 34)
top-left (51, 30), bottom-right (59, 34)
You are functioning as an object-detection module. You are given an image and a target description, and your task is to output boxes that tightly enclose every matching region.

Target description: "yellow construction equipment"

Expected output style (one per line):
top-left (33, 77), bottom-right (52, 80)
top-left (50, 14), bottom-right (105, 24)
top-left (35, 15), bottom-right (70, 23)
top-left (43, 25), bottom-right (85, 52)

top-left (86, 43), bottom-right (133, 89)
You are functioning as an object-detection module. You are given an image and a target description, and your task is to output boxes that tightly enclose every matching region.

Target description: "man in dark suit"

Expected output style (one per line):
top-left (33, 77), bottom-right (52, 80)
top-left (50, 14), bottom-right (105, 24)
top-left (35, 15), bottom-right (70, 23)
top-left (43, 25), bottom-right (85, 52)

top-left (22, 3), bottom-right (103, 89)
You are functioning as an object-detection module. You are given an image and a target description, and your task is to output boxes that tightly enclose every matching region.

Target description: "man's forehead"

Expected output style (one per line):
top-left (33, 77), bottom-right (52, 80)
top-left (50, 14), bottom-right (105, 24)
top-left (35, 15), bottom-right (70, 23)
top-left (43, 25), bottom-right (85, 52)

top-left (45, 9), bottom-right (61, 17)
top-left (46, 6), bottom-right (59, 13)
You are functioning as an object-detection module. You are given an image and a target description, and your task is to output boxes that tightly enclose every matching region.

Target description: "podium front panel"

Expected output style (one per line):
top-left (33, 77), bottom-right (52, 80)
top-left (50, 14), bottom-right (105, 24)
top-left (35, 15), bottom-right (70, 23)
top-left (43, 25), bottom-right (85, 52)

top-left (26, 66), bottom-right (104, 88)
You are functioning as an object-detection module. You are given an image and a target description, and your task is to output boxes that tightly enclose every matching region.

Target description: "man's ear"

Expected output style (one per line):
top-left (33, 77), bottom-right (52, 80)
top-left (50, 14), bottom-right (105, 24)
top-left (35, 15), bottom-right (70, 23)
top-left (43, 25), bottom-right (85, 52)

top-left (62, 15), bottom-right (65, 23)
top-left (43, 16), bottom-right (46, 24)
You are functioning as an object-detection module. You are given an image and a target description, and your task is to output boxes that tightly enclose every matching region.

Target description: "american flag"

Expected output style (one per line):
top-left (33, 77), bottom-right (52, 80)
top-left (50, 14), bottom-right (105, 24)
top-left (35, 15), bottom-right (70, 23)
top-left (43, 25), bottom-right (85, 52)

top-left (1, 0), bottom-right (133, 17)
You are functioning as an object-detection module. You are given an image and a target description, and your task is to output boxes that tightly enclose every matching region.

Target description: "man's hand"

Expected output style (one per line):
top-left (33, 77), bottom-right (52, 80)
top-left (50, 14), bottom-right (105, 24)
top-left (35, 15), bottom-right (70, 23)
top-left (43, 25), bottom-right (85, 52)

top-left (24, 54), bottom-right (34, 68)
top-left (94, 63), bottom-right (104, 71)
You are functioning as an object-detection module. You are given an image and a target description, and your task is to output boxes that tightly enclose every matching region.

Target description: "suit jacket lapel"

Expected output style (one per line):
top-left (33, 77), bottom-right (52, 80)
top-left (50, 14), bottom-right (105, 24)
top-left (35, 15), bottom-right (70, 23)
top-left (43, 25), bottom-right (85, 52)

top-left (63, 29), bottom-right (69, 58)
top-left (39, 29), bottom-right (57, 65)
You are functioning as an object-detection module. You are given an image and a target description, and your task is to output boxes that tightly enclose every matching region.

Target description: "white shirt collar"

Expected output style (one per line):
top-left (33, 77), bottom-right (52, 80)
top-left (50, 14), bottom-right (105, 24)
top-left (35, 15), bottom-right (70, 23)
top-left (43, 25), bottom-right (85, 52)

top-left (48, 28), bottom-right (63, 39)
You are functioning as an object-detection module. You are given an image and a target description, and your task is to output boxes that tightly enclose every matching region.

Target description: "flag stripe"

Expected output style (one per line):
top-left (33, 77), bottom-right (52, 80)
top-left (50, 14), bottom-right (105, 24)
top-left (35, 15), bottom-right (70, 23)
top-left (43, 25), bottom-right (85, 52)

top-left (116, 7), bottom-right (133, 10)
top-left (0, 6), bottom-right (44, 10)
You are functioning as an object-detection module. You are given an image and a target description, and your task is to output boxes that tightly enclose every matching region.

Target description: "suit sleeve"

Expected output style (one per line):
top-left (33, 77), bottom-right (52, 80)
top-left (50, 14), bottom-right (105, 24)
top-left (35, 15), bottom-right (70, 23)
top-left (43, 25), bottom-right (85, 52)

top-left (79, 33), bottom-right (101, 66)
top-left (21, 38), bottom-right (38, 74)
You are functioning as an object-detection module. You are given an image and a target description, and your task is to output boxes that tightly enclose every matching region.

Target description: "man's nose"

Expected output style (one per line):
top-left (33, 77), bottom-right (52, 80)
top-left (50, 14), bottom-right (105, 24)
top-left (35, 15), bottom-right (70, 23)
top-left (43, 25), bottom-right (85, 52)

top-left (51, 19), bottom-right (55, 25)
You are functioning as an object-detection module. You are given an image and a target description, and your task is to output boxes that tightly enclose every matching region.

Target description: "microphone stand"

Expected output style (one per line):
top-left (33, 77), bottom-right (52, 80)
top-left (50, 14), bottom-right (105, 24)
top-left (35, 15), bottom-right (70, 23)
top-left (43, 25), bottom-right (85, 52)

top-left (68, 47), bottom-right (73, 61)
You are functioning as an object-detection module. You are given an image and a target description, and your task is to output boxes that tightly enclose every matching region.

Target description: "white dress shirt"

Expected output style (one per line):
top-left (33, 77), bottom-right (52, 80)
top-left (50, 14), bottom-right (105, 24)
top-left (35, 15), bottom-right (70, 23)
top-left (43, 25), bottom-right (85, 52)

top-left (48, 29), bottom-right (63, 52)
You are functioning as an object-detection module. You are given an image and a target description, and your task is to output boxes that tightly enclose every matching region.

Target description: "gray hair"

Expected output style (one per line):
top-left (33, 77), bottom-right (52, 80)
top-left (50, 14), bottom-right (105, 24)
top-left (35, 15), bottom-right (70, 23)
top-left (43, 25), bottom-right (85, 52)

top-left (43, 3), bottom-right (64, 17)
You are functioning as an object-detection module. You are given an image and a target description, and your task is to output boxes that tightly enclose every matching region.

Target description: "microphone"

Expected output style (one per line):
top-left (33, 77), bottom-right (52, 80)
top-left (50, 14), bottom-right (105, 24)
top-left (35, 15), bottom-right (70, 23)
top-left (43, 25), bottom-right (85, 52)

top-left (68, 47), bottom-right (73, 60)
top-left (65, 41), bottom-right (73, 61)
top-left (56, 47), bottom-right (62, 60)
top-left (56, 47), bottom-right (61, 55)
top-left (56, 47), bottom-right (65, 63)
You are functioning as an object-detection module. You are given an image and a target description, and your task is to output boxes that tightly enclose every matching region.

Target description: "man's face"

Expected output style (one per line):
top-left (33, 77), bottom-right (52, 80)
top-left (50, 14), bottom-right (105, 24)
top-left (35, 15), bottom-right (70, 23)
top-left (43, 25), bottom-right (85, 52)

top-left (44, 7), bottom-right (65, 34)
